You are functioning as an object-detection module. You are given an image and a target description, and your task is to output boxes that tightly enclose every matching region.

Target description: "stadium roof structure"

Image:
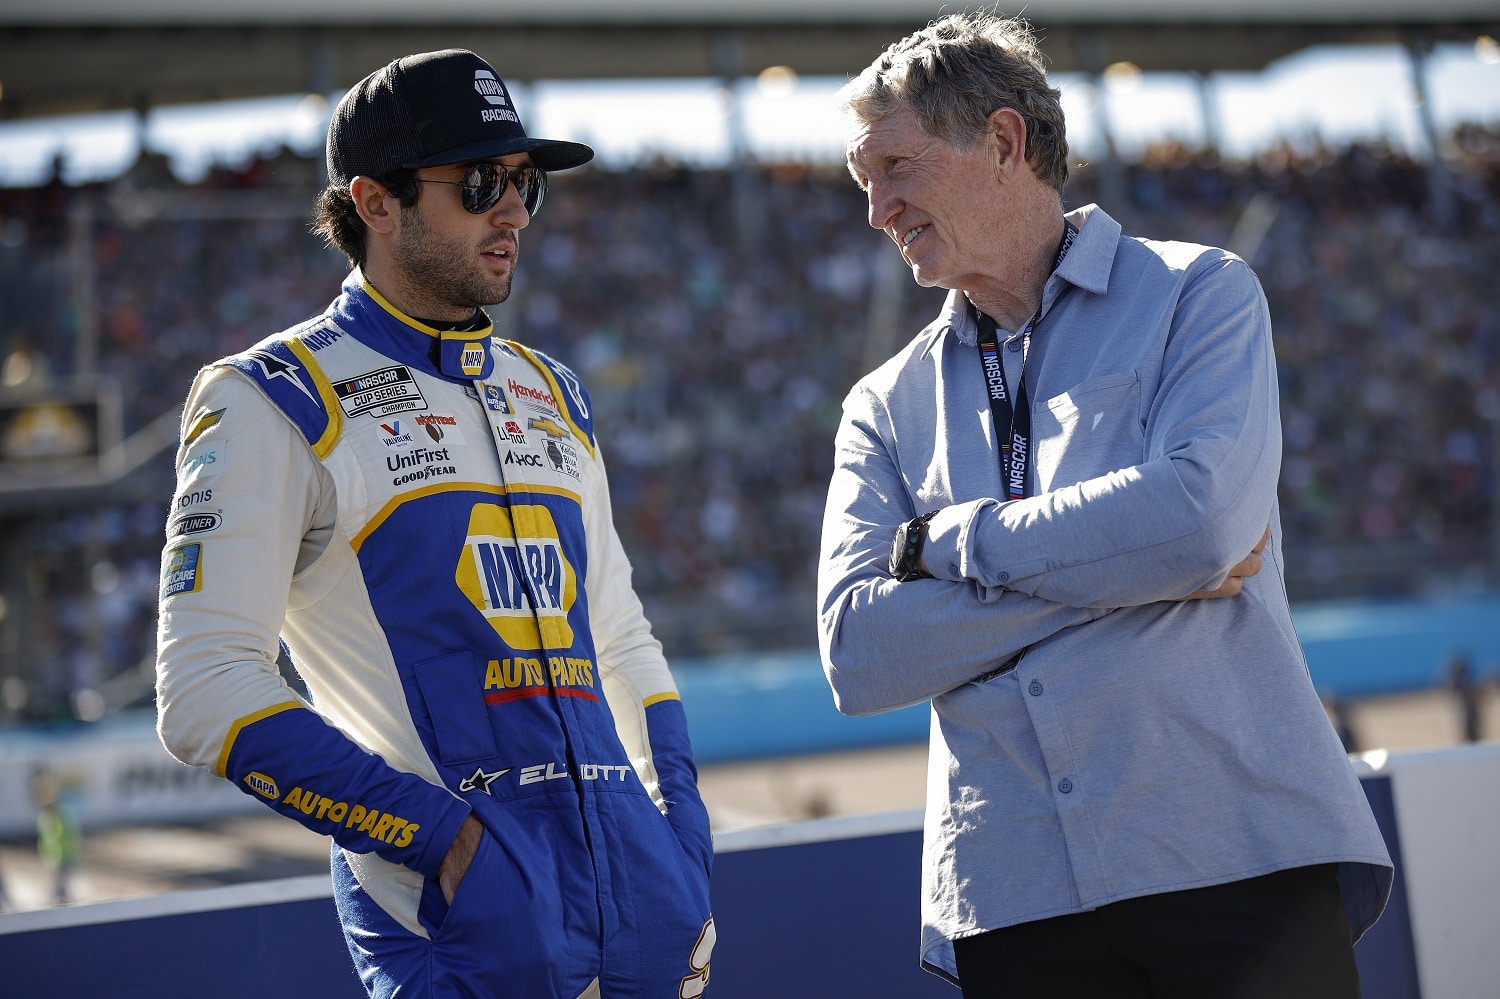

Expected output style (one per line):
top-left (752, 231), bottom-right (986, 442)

top-left (1, 0), bottom-right (1497, 121)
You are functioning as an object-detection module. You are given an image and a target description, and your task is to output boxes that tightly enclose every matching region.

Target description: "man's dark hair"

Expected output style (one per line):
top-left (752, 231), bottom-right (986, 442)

top-left (310, 169), bottom-right (420, 268)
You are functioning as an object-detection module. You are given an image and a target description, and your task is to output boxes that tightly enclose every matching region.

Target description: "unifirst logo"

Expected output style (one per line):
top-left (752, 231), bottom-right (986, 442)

top-left (455, 504), bottom-right (576, 650)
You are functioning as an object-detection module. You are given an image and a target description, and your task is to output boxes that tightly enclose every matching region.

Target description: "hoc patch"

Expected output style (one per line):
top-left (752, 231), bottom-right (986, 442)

top-left (161, 543), bottom-right (205, 598)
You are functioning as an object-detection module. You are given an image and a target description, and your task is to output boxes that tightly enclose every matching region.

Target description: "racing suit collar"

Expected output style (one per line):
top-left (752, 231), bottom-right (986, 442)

top-left (335, 269), bottom-right (497, 381)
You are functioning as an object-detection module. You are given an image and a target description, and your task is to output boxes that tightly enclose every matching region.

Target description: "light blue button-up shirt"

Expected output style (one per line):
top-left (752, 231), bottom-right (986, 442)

top-left (817, 204), bottom-right (1393, 983)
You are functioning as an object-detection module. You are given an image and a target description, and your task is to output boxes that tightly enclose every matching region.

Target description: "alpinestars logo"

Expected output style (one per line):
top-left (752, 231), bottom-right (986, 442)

top-left (459, 766), bottom-right (510, 795)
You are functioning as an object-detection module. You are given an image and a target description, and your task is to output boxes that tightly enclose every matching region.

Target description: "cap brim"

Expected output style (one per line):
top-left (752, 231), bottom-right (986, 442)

top-left (409, 136), bottom-right (594, 173)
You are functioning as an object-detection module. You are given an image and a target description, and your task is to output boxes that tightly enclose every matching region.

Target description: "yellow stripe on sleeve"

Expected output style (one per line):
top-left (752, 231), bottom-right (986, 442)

top-left (214, 701), bottom-right (304, 778)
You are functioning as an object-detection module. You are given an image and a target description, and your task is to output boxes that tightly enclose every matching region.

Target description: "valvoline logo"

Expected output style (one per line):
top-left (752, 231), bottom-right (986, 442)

top-left (378, 421), bottom-right (415, 448)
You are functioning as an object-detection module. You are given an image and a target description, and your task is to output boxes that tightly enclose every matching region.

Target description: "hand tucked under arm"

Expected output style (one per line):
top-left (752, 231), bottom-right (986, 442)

top-left (1171, 526), bottom-right (1269, 601)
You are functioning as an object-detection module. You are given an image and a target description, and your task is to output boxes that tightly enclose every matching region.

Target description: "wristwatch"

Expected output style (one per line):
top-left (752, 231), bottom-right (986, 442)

top-left (889, 510), bottom-right (939, 582)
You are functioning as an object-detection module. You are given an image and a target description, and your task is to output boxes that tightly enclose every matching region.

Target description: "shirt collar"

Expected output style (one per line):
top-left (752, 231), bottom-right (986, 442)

top-left (942, 203), bottom-right (1120, 347)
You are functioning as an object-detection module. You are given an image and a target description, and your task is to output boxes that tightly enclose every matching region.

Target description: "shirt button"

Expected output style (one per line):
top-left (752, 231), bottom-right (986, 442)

top-left (1058, 779), bottom-right (1073, 794)
top-left (1028, 680), bottom-right (1044, 696)
top-left (1007, 340), bottom-right (1022, 352)
top-left (997, 572), bottom-right (1010, 583)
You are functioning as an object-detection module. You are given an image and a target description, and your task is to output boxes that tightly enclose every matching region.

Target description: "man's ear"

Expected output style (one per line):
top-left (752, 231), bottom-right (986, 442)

top-left (351, 176), bottom-right (398, 235)
top-left (986, 108), bottom-right (1029, 182)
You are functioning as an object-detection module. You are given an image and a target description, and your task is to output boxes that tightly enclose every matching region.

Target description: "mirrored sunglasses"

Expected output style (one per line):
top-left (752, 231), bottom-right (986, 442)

top-left (417, 161), bottom-right (548, 216)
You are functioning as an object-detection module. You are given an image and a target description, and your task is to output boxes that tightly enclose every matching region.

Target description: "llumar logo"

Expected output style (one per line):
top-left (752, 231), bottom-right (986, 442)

top-left (455, 504), bottom-right (576, 649)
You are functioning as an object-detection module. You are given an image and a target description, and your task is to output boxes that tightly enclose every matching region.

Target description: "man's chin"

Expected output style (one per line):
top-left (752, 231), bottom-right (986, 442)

top-left (480, 278), bottom-right (514, 307)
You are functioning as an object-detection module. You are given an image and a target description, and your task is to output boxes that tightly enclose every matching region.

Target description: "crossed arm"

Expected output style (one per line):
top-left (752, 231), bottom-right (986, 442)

top-left (819, 256), bottom-right (1281, 716)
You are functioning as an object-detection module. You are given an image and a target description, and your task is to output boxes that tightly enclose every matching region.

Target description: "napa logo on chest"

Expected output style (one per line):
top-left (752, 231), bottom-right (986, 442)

top-left (455, 504), bottom-right (577, 650)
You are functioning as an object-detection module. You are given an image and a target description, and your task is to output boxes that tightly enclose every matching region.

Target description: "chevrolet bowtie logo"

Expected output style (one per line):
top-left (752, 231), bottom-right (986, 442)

top-left (528, 417), bottom-right (568, 439)
top-left (458, 766), bottom-right (511, 795)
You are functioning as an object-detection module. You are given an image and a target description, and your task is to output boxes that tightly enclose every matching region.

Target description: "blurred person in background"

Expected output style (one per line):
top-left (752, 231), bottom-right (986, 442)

top-left (154, 49), bottom-right (713, 999)
top-left (33, 769), bottom-right (80, 906)
top-left (818, 12), bottom-right (1392, 996)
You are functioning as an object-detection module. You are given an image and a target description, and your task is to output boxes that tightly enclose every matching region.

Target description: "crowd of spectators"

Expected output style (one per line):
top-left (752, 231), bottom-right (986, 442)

top-left (0, 123), bottom-right (1496, 722)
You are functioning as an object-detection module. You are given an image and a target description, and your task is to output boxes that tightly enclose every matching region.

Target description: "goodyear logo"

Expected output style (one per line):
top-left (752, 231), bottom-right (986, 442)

top-left (244, 771), bottom-right (280, 800)
top-left (461, 343), bottom-right (486, 376)
top-left (455, 504), bottom-right (576, 650)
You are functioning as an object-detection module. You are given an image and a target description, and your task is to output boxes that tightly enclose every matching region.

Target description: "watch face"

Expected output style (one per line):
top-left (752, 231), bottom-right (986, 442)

top-left (890, 524), bottom-right (907, 576)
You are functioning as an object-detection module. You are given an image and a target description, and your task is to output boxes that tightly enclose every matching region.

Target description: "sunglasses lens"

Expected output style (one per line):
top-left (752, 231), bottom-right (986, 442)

top-left (461, 163), bottom-right (504, 214)
top-left (457, 163), bottom-right (548, 216)
top-left (516, 167), bottom-right (547, 216)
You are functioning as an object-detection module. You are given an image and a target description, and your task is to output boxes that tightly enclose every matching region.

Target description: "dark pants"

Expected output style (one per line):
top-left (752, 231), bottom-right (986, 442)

top-left (953, 864), bottom-right (1360, 998)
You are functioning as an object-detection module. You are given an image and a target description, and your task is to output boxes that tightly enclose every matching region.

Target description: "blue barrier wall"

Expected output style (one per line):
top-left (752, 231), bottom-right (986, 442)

top-left (11, 753), bottom-right (1489, 999)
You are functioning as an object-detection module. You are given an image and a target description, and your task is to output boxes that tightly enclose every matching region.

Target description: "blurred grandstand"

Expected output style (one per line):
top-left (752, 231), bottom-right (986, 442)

top-left (1, 119), bottom-right (1497, 727)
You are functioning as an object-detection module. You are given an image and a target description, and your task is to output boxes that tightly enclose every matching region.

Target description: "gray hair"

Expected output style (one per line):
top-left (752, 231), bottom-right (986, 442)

top-left (838, 11), bottom-right (1069, 191)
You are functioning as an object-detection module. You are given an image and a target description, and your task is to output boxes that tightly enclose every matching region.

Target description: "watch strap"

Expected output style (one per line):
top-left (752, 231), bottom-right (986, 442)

top-left (891, 509), bottom-right (939, 582)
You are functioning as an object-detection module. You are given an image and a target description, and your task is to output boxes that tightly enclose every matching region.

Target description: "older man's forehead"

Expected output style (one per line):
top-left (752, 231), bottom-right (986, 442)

top-left (847, 112), bottom-right (922, 166)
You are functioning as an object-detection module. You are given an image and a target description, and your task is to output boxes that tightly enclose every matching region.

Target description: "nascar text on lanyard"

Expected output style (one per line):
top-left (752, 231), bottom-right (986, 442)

top-left (974, 219), bottom-right (1078, 501)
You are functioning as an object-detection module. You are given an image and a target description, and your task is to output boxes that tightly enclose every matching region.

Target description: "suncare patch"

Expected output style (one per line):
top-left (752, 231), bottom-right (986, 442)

top-left (161, 543), bottom-right (205, 598)
top-left (483, 384), bottom-right (510, 413)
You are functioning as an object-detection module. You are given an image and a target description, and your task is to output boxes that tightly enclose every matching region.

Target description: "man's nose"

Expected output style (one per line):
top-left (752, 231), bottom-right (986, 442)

top-left (865, 181), bottom-right (900, 231)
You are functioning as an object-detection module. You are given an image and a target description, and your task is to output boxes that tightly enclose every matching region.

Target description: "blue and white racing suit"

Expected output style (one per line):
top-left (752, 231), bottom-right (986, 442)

top-left (156, 270), bottom-right (715, 999)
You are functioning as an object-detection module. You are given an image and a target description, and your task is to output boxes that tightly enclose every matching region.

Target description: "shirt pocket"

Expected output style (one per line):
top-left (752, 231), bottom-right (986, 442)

top-left (410, 650), bottom-right (499, 765)
top-left (1033, 370), bottom-right (1144, 493)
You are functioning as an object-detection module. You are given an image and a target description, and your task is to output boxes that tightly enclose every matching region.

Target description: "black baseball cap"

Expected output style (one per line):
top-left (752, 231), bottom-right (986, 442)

top-left (326, 49), bottom-right (594, 187)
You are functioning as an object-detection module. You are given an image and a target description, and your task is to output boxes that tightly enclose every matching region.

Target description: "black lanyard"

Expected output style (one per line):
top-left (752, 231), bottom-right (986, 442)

top-left (974, 220), bottom-right (1077, 501)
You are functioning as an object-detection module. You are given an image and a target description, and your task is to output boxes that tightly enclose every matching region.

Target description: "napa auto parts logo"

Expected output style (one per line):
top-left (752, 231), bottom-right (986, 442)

top-left (455, 504), bottom-right (576, 650)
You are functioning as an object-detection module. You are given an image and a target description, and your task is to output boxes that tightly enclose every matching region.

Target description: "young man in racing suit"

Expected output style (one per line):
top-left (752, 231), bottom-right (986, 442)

top-left (155, 49), bottom-right (714, 999)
